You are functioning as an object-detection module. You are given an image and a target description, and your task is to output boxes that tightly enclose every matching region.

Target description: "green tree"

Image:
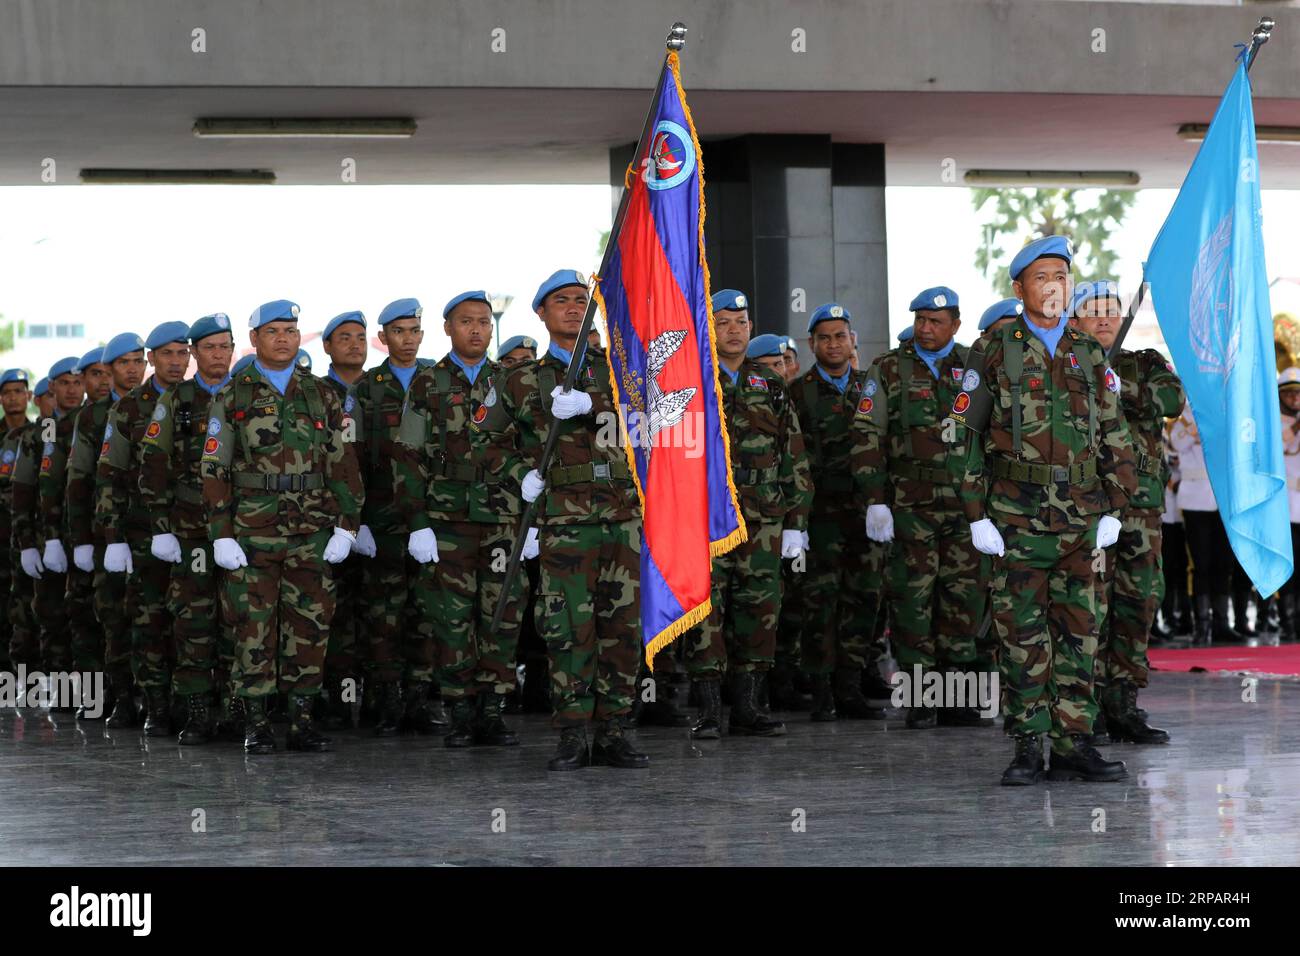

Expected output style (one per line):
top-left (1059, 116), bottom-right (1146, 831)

top-left (0, 314), bottom-right (13, 353)
top-left (972, 188), bottom-right (1136, 296)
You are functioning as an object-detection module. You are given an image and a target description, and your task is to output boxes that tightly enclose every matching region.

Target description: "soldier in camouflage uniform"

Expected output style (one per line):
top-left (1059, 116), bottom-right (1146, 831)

top-left (486, 269), bottom-right (649, 771)
top-left (1070, 281), bottom-right (1183, 745)
top-left (855, 287), bottom-right (990, 729)
top-left (138, 313), bottom-right (235, 744)
top-left (394, 290), bottom-right (527, 748)
top-left (1, 370), bottom-right (37, 676)
top-left (67, 336), bottom-right (145, 727)
top-left (201, 299), bottom-right (364, 754)
top-left (951, 236), bottom-right (1137, 785)
top-left (317, 310), bottom-right (369, 729)
top-left (684, 291), bottom-right (812, 739)
top-left (351, 297), bottom-right (446, 735)
top-left (790, 303), bottom-right (886, 721)
top-left (96, 322), bottom-right (192, 736)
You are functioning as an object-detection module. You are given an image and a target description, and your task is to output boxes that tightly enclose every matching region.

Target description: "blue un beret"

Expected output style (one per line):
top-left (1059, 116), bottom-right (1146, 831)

top-left (378, 298), bottom-right (422, 327)
top-left (443, 290), bottom-right (491, 319)
top-left (249, 299), bottom-right (300, 330)
top-left (232, 354), bottom-right (256, 377)
top-left (76, 348), bottom-right (105, 373)
top-left (102, 332), bottom-right (146, 364)
top-left (497, 334), bottom-right (538, 361)
top-left (746, 333), bottom-right (787, 359)
top-left (1010, 235), bottom-right (1074, 282)
top-left (323, 311), bottom-right (366, 341)
top-left (1070, 280), bottom-right (1122, 317)
top-left (0, 368), bottom-right (30, 386)
top-left (909, 286), bottom-right (959, 312)
top-left (532, 270), bottom-right (588, 312)
top-left (146, 320), bottom-right (191, 350)
top-left (189, 312), bottom-right (232, 343)
top-left (712, 289), bottom-right (749, 313)
top-left (34, 377), bottom-right (49, 398)
top-left (978, 298), bottom-right (1025, 332)
top-left (48, 355), bottom-right (81, 381)
top-left (807, 303), bottom-right (852, 334)
top-left (897, 327), bottom-right (915, 343)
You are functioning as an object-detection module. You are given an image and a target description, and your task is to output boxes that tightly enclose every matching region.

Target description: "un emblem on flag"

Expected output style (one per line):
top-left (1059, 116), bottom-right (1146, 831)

top-left (647, 121), bottom-right (695, 191)
top-left (1190, 208), bottom-right (1241, 379)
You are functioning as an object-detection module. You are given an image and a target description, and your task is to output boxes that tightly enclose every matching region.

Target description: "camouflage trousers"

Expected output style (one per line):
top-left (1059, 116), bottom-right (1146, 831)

top-left (992, 525), bottom-right (1099, 743)
top-left (363, 531), bottom-right (435, 685)
top-left (537, 519), bottom-right (641, 727)
top-left (325, 553), bottom-right (363, 685)
top-left (67, 562), bottom-right (103, 673)
top-left (1095, 509), bottom-right (1164, 691)
top-left (93, 555), bottom-right (131, 688)
top-left (34, 568), bottom-right (71, 673)
top-left (775, 558), bottom-right (804, 672)
top-left (170, 537), bottom-right (232, 697)
top-left (0, 565), bottom-right (13, 670)
top-left (887, 509), bottom-right (986, 671)
top-left (801, 510), bottom-right (883, 675)
top-left (416, 520), bottom-right (523, 700)
top-left (684, 520), bottom-right (781, 678)
top-left (127, 538), bottom-right (174, 691)
top-left (223, 530), bottom-right (334, 699)
top-left (7, 556), bottom-right (39, 668)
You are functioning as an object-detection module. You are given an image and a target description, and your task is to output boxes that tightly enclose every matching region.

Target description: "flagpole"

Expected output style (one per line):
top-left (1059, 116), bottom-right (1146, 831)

top-left (1106, 16), bottom-right (1274, 362)
top-left (489, 22), bottom-right (689, 633)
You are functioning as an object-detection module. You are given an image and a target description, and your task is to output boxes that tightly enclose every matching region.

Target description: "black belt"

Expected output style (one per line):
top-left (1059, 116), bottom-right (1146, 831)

top-left (232, 472), bottom-right (325, 492)
top-left (733, 465), bottom-right (779, 485)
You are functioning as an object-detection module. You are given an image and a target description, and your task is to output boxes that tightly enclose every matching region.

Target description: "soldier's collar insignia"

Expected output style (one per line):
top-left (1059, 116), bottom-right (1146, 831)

top-left (1013, 329), bottom-right (1024, 339)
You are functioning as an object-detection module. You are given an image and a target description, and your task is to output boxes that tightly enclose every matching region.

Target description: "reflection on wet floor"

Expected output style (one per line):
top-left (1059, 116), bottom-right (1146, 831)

top-left (1, 671), bottom-right (1296, 866)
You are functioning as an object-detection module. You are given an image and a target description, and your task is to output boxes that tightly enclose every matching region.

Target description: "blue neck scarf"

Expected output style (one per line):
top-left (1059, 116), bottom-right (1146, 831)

top-left (1024, 312), bottom-right (1070, 358)
top-left (388, 359), bottom-right (417, 393)
top-left (722, 365), bottom-right (740, 384)
top-left (195, 373), bottom-right (229, 396)
top-left (254, 360), bottom-right (293, 396)
top-left (913, 339), bottom-right (957, 379)
top-left (327, 366), bottom-right (354, 388)
top-left (548, 342), bottom-right (574, 366)
top-left (816, 364), bottom-right (852, 394)
top-left (448, 351), bottom-right (487, 385)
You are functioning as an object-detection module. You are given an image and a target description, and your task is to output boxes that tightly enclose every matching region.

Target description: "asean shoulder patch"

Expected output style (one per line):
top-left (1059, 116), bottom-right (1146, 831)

top-left (856, 396), bottom-right (873, 416)
top-left (203, 437), bottom-right (220, 456)
top-left (144, 421), bottom-right (161, 440)
top-left (472, 404), bottom-right (489, 425)
top-left (953, 392), bottom-right (971, 414)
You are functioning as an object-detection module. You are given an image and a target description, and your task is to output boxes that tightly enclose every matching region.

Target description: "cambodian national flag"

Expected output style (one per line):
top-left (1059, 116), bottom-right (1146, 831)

top-left (593, 50), bottom-right (746, 663)
top-left (1146, 57), bottom-right (1292, 597)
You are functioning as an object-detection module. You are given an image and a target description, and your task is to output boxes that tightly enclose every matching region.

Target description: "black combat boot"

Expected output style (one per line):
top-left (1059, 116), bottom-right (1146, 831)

top-left (520, 656), bottom-right (551, 713)
top-left (861, 664), bottom-right (895, 704)
top-left (1211, 595), bottom-right (1241, 643)
top-left (1151, 594), bottom-right (1175, 642)
top-left (547, 725), bottom-right (590, 771)
top-left (1086, 707), bottom-right (1110, 747)
top-left (142, 688), bottom-right (172, 738)
top-left (373, 681), bottom-right (403, 736)
top-left (242, 696), bottom-right (276, 755)
top-left (809, 674), bottom-right (837, 722)
top-left (1193, 594), bottom-right (1212, 645)
top-left (636, 673), bottom-right (691, 727)
top-left (321, 675), bottom-right (352, 731)
top-left (904, 706), bottom-right (938, 729)
top-left (690, 679), bottom-right (723, 740)
top-left (833, 668), bottom-right (886, 719)
top-left (591, 717), bottom-right (649, 768)
top-left (1000, 734), bottom-right (1044, 786)
top-left (1106, 681), bottom-right (1170, 745)
top-left (286, 694), bottom-right (332, 752)
top-left (105, 670), bottom-right (138, 728)
top-left (402, 681), bottom-right (442, 736)
top-left (1281, 592), bottom-right (1297, 642)
top-left (936, 667), bottom-right (986, 726)
top-left (178, 693), bottom-right (213, 746)
top-left (728, 671), bottom-right (786, 737)
top-left (768, 664), bottom-right (803, 711)
top-left (444, 698), bottom-right (475, 748)
top-left (754, 671), bottom-right (786, 734)
top-left (1046, 735), bottom-right (1127, 782)
top-left (1233, 586), bottom-right (1256, 638)
top-left (474, 693), bottom-right (519, 746)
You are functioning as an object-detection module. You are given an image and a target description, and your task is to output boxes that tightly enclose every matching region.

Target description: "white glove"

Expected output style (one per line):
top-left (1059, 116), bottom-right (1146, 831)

top-left (104, 542), bottom-right (133, 574)
top-left (521, 469), bottom-right (545, 503)
top-left (969, 518), bottom-right (1005, 557)
top-left (407, 527), bottom-right (440, 564)
top-left (20, 548), bottom-right (44, 579)
top-left (522, 527), bottom-right (540, 560)
top-left (213, 537), bottom-right (248, 571)
top-left (73, 544), bottom-right (95, 573)
top-left (354, 524), bottom-right (378, 558)
top-left (322, 527), bottom-right (356, 564)
top-left (781, 529), bottom-right (805, 560)
top-left (865, 504), bottom-right (895, 543)
top-left (800, 531), bottom-right (810, 550)
top-left (151, 532), bottom-right (183, 564)
top-left (43, 539), bottom-right (68, 574)
top-left (549, 386), bottom-right (593, 420)
top-left (1096, 514), bottom-right (1122, 550)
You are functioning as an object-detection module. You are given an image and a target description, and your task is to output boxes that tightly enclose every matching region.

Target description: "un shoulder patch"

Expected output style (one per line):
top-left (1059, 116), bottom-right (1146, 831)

top-left (207, 417), bottom-right (222, 436)
top-left (961, 369), bottom-right (980, 391)
top-left (152, 403), bottom-right (167, 422)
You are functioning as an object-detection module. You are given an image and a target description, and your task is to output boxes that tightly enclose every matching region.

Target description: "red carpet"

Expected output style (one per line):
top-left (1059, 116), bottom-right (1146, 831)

top-left (1149, 644), bottom-right (1300, 677)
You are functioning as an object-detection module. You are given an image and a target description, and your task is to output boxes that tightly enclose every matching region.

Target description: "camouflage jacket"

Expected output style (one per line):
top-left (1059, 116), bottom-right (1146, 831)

top-left (0, 420), bottom-right (33, 554)
top-left (852, 342), bottom-right (972, 513)
top-left (10, 417), bottom-right (50, 552)
top-left (1112, 348), bottom-right (1185, 511)
top-left (720, 360), bottom-right (812, 530)
top-left (791, 366), bottom-right (871, 515)
top-left (353, 359), bottom-right (421, 534)
top-left (138, 379), bottom-right (221, 539)
top-left (38, 408), bottom-right (79, 544)
top-left (953, 319), bottom-right (1137, 533)
top-left (485, 346), bottom-right (639, 526)
top-left (95, 378), bottom-right (167, 545)
top-left (393, 355), bottom-right (522, 527)
top-left (201, 364), bottom-right (363, 539)
top-left (65, 395), bottom-right (114, 547)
